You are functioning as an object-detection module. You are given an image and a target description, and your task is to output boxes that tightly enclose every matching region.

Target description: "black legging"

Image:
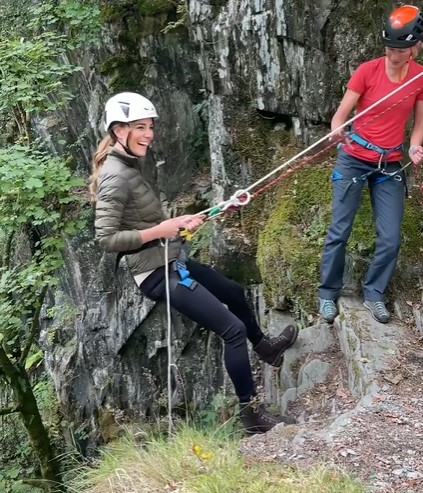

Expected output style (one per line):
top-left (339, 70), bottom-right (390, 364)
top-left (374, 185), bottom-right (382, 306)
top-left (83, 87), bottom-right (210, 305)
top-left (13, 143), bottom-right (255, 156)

top-left (139, 260), bottom-right (265, 402)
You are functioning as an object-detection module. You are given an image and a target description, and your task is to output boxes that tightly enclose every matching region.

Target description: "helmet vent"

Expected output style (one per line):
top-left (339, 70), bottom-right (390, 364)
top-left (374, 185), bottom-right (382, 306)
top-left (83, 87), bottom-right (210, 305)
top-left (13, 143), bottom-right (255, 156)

top-left (119, 102), bottom-right (130, 118)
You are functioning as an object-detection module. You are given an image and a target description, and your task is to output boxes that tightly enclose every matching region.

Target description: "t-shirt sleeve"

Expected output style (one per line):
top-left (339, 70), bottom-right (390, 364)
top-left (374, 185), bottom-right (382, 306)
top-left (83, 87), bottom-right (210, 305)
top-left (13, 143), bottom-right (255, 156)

top-left (347, 63), bottom-right (368, 95)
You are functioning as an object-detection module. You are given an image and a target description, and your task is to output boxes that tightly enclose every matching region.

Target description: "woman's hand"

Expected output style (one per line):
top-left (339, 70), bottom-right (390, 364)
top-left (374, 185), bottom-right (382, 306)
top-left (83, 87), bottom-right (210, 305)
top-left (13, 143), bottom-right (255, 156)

top-left (179, 214), bottom-right (206, 232)
top-left (156, 214), bottom-right (205, 239)
top-left (409, 144), bottom-right (423, 165)
top-left (328, 128), bottom-right (352, 146)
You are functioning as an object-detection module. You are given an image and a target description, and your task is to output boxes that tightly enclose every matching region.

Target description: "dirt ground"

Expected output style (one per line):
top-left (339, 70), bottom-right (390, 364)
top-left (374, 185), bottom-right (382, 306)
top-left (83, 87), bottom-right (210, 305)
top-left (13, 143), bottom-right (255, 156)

top-left (240, 325), bottom-right (423, 493)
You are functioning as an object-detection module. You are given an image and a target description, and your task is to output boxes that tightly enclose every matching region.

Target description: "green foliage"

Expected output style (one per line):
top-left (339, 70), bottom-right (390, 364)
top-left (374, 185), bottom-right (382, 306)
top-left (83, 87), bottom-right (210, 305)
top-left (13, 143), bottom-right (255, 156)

top-left (0, 34), bottom-right (80, 121)
top-left (24, 349), bottom-right (43, 371)
top-left (0, 145), bottom-right (84, 349)
top-left (0, 0), bottom-right (100, 486)
top-left (0, 146), bottom-right (83, 232)
top-left (0, 468), bottom-right (42, 493)
top-left (0, 0), bottom-right (31, 37)
top-left (29, 0), bottom-right (101, 48)
top-left (67, 426), bottom-right (365, 493)
top-left (161, 1), bottom-right (187, 34)
top-left (0, 2), bottom-right (100, 133)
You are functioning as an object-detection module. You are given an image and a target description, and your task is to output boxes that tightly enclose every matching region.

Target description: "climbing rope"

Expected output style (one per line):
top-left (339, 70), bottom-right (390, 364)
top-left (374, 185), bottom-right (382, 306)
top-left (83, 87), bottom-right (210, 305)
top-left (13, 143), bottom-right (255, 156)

top-left (164, 239), bottom-right (174, 435)
top-left (195, 69), bottom-right (423, 218)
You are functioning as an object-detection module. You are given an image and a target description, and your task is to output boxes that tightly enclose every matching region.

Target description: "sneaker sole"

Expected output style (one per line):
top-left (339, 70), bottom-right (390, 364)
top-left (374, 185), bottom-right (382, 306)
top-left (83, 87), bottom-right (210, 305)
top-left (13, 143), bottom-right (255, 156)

top-left (363, 302), bottom-right (389, 324)
top-left (320, 313), bottom-right (337, 323)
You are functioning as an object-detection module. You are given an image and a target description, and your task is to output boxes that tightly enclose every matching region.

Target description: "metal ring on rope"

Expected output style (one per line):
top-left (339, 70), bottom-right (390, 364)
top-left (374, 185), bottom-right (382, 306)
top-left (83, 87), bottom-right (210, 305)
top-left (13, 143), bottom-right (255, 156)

top-left (220, 189), bottom-right (251, 211)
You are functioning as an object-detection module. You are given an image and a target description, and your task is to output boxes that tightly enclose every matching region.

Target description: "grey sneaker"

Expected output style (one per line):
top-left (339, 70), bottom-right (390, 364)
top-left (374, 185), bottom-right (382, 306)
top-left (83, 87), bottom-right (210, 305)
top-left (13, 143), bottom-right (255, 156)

top-left (319, 298), bottom-right (337, 323)
top-left (363, 300), bottom-right (390, 324)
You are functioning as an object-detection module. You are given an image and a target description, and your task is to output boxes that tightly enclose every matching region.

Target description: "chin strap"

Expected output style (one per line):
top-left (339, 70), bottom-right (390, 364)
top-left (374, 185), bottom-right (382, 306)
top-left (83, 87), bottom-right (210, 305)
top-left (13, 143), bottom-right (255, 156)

top-left (110, 126), bottom-right (139, 157)
top-left (121, 132), bottom-right (139, 157)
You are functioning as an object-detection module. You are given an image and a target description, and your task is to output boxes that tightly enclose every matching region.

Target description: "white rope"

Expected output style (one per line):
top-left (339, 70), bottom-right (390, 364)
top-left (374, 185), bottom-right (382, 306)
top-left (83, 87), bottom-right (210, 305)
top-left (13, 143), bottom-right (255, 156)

top-left (164, 239), bottom-right (173, 435)
top-left (195, 70), bottom-right (423, 216)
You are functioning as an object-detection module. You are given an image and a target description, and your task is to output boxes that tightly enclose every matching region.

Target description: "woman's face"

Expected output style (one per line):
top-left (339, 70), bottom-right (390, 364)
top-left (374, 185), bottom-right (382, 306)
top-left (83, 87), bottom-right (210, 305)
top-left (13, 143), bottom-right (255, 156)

top-left (385, 46), bottom-right (412, 68)
top-left (115, 118), bottom-right (155, 157)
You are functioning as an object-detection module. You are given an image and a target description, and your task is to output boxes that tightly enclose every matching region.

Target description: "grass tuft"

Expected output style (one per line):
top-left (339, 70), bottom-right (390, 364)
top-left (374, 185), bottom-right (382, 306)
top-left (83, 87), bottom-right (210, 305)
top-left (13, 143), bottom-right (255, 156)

top-left (67, 425), bottom-right (365, 493)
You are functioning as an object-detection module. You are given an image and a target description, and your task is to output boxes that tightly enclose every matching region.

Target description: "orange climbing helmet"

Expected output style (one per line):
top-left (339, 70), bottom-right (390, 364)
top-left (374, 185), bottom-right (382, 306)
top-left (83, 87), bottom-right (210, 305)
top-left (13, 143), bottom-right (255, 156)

top-left (382, 5), bottom-right (423, 48)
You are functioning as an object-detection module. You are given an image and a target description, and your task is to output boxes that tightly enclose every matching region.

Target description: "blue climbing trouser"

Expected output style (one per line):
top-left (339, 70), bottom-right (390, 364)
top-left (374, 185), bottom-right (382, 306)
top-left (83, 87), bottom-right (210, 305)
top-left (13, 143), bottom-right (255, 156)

top-left (319, 148), bottom-right (405, 302)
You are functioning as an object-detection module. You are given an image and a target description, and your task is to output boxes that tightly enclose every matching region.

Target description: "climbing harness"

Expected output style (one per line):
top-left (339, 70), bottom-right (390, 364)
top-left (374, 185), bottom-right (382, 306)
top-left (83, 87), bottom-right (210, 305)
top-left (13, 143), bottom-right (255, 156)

top-left (347, 130), bottom-right (403, 162)
top-left (331, 161), bottom-right (410, 202)
top-left (330, 126), bottom-right (410, 202)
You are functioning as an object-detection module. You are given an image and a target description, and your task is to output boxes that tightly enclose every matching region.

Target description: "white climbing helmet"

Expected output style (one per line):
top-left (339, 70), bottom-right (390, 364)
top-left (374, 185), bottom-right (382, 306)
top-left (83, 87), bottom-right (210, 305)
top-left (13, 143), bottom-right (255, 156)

top-left (104, 92), bottom-right (158, 131)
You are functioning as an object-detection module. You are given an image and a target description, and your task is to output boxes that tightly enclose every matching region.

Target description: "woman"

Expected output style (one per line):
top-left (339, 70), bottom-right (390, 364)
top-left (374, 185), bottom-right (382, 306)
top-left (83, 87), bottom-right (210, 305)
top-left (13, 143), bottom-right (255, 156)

top-left (90, 92), bottom-right (299, 434)
top-left (319, 5), bottom-right (423, 324)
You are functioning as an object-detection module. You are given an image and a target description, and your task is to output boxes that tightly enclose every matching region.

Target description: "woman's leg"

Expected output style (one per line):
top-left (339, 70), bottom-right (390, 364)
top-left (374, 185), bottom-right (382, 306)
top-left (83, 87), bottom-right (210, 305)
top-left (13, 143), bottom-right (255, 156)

top-left (185, 260), bottom-right (264, 346)
top-left (140, 268), bottom-right (255, 403)
top-left (319, 151), bottom-right (367, 300)
top-left (140, 263), bottom-right (297, 432)
top-left (186, 260), bottom-right (298, 365)
top-left (364, 164), bottom-right (405, 302)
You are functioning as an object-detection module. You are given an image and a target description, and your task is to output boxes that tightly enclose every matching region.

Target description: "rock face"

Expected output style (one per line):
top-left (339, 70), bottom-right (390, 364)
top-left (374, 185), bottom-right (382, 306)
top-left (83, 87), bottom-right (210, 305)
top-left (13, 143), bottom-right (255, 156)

top-left (42, 0), bottom-right (423, 447)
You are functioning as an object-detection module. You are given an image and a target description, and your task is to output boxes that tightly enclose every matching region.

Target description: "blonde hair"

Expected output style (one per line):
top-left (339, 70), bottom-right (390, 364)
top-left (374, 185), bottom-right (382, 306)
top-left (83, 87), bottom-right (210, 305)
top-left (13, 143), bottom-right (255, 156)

top-left (410, 41), bottom-right (422, 59)
top-left (89, 134), bottom-right (116, 202)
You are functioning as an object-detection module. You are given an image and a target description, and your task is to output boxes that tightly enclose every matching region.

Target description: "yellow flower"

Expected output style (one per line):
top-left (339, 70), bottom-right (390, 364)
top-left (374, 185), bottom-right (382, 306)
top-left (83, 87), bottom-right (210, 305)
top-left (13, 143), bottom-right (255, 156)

top-left (192, 443), bottom-right (212, 461)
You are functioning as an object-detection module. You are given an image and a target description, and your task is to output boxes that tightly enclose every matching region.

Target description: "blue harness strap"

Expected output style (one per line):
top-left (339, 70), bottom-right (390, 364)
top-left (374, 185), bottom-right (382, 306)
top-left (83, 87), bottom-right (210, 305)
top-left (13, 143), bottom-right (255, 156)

top-left (348, 131), bottom-right (403, 156)
top-left (173, 260), bottom-right (197, 290)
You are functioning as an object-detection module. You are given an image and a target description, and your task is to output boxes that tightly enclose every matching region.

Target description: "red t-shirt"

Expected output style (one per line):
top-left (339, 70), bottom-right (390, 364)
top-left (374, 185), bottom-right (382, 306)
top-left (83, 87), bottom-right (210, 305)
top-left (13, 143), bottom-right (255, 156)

top-left (341, 57), bottom-right (423, 162)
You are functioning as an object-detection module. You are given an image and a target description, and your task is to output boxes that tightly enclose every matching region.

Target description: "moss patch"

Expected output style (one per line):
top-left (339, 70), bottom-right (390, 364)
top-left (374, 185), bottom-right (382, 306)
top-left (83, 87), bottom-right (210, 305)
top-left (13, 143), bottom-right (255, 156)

top-left (222, 108), bottom-right (293, 251)
top-left (257, 162), bottom-right (334, 316)
top-left (256, 163), bottom-right (423, 320)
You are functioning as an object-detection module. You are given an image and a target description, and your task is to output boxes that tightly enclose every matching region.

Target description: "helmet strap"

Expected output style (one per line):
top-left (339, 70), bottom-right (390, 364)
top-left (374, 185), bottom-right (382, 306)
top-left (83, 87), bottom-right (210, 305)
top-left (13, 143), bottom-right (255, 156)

top-left (123, 131), bottom-right (139, 157)
top-left (111, 125), bottom-right (139, 157)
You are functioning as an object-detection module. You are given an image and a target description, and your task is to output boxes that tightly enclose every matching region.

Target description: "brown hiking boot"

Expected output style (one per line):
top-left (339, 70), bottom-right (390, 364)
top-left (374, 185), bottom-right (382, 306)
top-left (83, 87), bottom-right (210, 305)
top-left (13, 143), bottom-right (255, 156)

top-left (239, 399), bottom-right (296, 435)
top-left (253, 324), bottom-right (299, 367)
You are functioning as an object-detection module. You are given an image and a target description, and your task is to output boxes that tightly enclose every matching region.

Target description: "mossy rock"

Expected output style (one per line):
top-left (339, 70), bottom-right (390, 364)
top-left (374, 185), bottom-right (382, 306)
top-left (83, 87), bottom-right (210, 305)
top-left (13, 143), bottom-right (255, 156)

top-left (257, 162), bottom-right (335, 317)
top-left (257, 162), bottom-right (423, 320)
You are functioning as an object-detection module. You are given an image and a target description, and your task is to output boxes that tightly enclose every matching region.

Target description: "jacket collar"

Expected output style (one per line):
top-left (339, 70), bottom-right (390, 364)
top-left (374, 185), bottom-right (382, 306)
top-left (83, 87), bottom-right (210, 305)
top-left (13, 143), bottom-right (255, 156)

top-left (108, 147), bottom-right (140, 169)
